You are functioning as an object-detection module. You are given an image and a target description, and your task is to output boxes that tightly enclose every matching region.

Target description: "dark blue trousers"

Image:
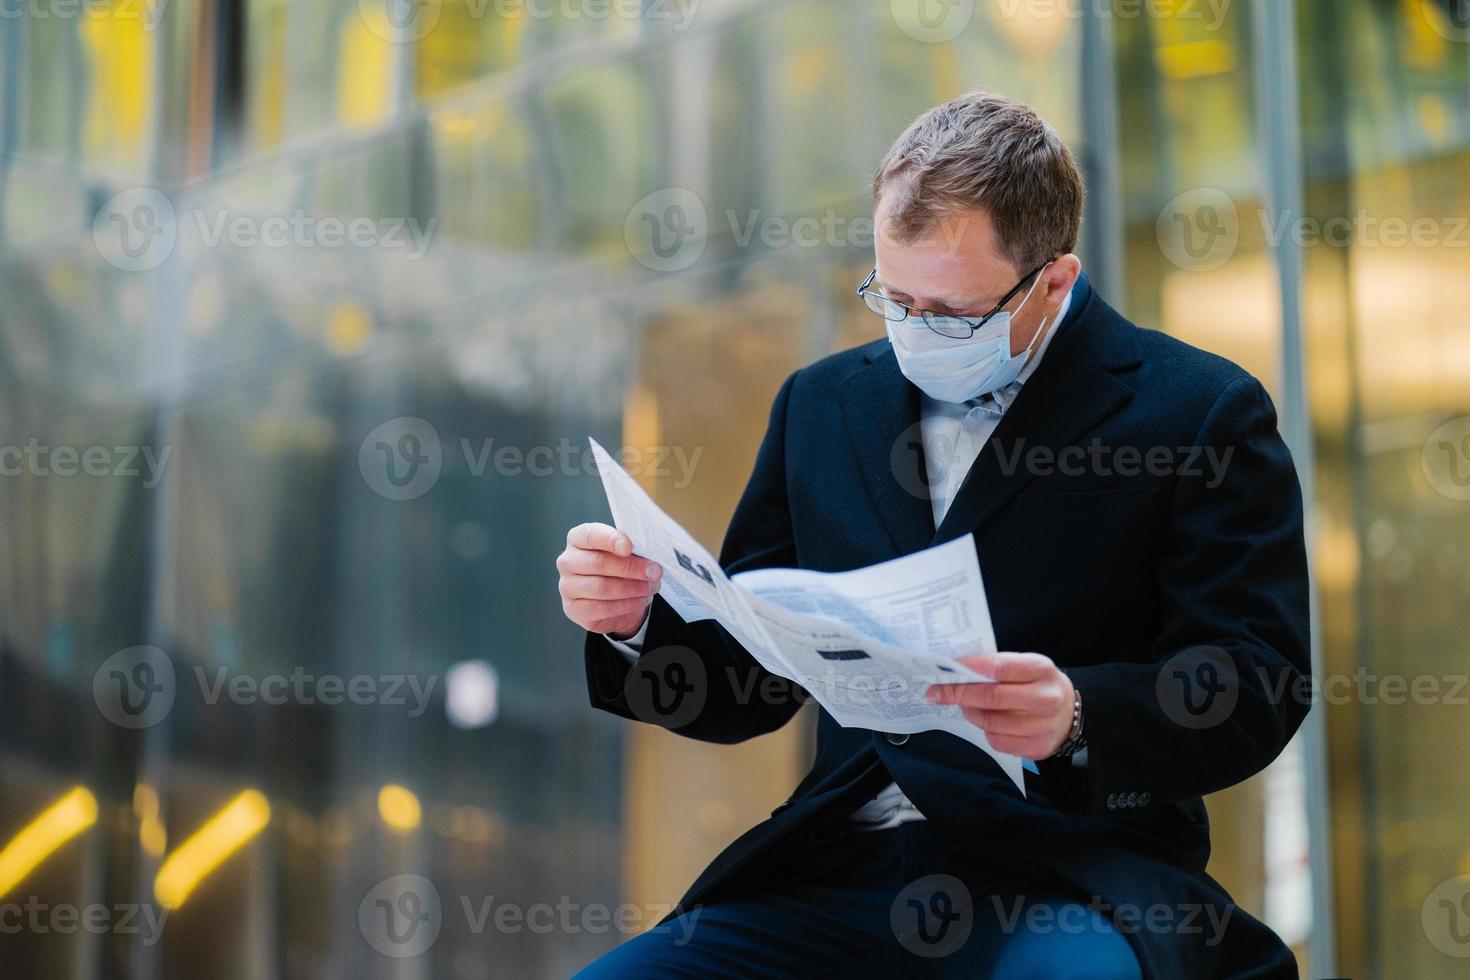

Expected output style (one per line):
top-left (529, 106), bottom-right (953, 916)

top-left (575, 821), bottom-right (1143, 979)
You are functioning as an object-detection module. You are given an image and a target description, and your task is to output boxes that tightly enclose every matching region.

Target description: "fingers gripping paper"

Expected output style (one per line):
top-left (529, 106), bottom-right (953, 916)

top-left (589, 438), bottom-right (1025, 794)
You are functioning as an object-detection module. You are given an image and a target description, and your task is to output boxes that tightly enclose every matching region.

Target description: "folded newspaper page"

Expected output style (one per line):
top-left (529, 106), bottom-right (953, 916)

top-left (590, 438), bottom-right (1025, 794)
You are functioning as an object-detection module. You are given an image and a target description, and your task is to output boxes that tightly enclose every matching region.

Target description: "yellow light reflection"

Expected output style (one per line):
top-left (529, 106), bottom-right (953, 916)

top-left (337, 11), bottom-right (394, 126)
top-left (1407, 0), bottom-right (1453, 68)
top-left (133, 784), bottom-right (167, 858)
top-left (77, 2), bottom-right (153, 167)
top-left (1156, 40), bottom-right (1235, 80)
top-left (154, 790), bottom-right (271, 910)
top-left (0, 787), bottom-right (99, 898)
top-left (378, 785), bottom-right (422, 832)
top-left (326, 301), bottom-right (373, 357)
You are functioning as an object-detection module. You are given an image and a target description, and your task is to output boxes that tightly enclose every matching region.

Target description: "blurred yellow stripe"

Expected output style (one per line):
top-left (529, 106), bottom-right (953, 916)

top-left (0, 788), bottom-right (99, 898)
top-left (155, 790), bottom-right (271, 910)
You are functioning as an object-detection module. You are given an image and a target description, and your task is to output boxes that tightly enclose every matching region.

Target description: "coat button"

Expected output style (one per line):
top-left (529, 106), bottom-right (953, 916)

top-left (885, 732), bottom-right (910, 746)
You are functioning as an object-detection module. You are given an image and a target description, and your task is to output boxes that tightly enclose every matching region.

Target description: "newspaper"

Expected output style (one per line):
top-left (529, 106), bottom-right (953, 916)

top-left (590, 438), bottom-right (1025, 793)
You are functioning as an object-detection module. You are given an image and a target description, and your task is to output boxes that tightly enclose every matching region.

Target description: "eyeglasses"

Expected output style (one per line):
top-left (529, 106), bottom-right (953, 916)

top-left (856, 262), bottom-right (1051, 340)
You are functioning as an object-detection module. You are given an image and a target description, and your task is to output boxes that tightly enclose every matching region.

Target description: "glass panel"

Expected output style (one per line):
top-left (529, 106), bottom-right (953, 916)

top-left (1113, 0), bottom-right (1314, 964)
top-left (1298, 2), bottom-right (1470, 977)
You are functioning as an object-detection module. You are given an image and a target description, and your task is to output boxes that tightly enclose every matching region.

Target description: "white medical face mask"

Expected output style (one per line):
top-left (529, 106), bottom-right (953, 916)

top-left (885, 265), bottom-right (1053, 403)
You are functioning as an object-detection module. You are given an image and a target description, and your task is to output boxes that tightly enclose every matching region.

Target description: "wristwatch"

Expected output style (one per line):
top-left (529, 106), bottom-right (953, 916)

top-left (1049, 687), bottom-right (1087, 759)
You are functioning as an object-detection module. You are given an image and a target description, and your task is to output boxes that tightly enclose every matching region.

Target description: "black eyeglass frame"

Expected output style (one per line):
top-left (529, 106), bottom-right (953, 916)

top-left (856, 261), bottom-right (1052, 339)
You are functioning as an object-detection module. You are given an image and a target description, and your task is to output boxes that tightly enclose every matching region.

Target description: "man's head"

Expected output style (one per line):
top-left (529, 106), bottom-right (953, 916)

top-left (871, 91), bottom-right (1085, 358)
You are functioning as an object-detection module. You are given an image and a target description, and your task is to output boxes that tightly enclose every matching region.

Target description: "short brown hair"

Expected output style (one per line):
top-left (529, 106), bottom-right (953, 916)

top-left (872, 91), bottom-right (1085, 271)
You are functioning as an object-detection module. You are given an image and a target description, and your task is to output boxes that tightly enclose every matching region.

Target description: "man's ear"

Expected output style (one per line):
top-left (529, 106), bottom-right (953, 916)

top-left (1045, 254), bottom-right (1083, 308)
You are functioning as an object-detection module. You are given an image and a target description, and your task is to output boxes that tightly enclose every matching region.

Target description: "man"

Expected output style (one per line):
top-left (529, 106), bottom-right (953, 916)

top-left (556, 91), bottom-right (1310, 978)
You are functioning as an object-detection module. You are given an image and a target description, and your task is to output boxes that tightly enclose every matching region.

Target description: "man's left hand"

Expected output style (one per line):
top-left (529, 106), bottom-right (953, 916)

top-left (925, 652), bottom-right (1075, 760)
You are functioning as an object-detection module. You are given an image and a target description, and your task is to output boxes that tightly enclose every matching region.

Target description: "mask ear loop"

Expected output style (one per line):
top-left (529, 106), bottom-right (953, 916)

top-left (1011, 261), bottom-right (1055, 363)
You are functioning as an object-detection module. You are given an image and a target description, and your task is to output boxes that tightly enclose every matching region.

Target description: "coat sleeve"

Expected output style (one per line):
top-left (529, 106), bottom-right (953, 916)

top-left (1050, 376), bottom-right (1312, 816)
top-left (582, 371), bottom-right (809, 744)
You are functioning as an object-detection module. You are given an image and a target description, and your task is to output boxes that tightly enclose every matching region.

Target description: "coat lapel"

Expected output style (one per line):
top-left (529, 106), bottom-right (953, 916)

top-left (931, 281), bottom-right (1137, 545)
top-left (837, 349), bottom-right (936, 557)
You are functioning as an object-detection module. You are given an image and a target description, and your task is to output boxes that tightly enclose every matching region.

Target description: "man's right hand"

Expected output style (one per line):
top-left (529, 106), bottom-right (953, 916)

top-left (556, 523), bottom-right (663, 639)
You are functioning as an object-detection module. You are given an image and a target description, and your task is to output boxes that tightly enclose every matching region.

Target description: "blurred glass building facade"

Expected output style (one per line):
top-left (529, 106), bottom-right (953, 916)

top-left (1, 0), bottom-right (1468, 977)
